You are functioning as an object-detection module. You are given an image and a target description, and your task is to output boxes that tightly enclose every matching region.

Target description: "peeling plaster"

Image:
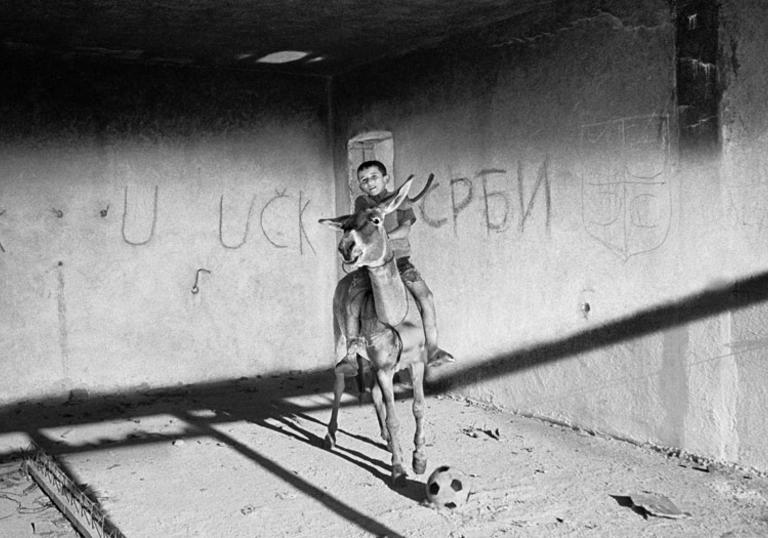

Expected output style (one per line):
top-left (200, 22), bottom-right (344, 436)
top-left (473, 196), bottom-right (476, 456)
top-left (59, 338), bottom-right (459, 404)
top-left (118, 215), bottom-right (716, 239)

top-left (491, 10), bottom-right (669, 49)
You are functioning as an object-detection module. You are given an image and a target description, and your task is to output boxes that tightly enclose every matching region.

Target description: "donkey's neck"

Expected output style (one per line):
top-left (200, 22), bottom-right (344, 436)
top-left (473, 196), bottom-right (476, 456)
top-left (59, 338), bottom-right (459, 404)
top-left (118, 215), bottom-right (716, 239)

top-left (366, 255), bottom-right (408, 326)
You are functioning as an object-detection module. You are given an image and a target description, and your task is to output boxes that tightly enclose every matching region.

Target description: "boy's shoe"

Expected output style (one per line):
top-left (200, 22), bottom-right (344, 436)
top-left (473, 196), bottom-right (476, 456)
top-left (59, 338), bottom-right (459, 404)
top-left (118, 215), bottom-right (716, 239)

top-left (335, 355), bottom-right (359, 377)
top-left (427, 348), bottom-right (455, 367)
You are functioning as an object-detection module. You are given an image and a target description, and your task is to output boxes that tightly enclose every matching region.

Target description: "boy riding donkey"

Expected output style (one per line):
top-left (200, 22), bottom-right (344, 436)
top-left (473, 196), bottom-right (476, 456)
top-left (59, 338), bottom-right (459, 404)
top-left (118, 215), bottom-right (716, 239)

top-left (335, 160), bottom-right (454, 377)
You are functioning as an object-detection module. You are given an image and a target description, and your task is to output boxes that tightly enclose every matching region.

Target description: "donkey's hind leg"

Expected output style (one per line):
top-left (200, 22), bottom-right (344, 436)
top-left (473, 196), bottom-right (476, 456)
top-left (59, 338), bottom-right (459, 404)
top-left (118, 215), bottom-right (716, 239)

top-left (355, 354), bottom-right (367, 403)
top-left (409, 360), bottom-right (427, 475)
top-left (324, 371), bottom-right (346, 450)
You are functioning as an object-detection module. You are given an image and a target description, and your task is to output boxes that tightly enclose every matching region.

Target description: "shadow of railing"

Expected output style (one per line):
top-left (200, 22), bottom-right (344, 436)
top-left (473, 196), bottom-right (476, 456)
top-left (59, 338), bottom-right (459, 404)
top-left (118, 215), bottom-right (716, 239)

top-left (6, 270), bottom-right (767, 437)
top-left (2, 269), bottom-right (768, 535)
top-left (2, 372), bottom-right (409, 537)
top-left (429, 269), bottom-right (768, 392)
top-left (180, 411), bottom-right (410, 537)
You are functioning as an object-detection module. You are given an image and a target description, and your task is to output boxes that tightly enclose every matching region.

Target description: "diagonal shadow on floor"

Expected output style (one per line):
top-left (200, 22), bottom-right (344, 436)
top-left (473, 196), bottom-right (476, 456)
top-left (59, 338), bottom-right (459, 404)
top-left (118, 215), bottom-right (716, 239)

top-left (252, 413), bottom-right (425, 504)
top-left (178, 410), bottom-right (410, 538)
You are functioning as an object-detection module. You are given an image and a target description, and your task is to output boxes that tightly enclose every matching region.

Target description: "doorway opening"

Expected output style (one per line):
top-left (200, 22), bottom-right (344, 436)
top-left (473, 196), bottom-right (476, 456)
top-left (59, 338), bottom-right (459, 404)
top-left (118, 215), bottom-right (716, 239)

top-left (346, 131), bottom-right (393, 209)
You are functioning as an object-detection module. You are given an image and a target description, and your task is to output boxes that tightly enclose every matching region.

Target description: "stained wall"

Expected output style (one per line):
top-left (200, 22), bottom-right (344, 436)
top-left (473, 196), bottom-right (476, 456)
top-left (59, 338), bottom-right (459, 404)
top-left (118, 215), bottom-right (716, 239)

top-left (3, 0), bottom-right (767, 474)
top-left (333, 1), bottom-right (768, 471)
top-left (0, 54), bottom-right (336, 403)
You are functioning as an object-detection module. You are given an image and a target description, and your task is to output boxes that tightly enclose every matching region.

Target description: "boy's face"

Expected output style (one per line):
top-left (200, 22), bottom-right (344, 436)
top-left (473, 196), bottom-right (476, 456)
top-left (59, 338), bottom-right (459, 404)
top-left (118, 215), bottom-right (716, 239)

top-left (357, 166), bottom-right (389, 197)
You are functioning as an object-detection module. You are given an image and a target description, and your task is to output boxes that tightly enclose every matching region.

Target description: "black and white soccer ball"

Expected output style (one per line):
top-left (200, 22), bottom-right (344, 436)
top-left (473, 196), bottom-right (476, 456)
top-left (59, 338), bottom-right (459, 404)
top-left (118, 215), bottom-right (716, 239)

top-left (425, 465), bottom-right (471, 509)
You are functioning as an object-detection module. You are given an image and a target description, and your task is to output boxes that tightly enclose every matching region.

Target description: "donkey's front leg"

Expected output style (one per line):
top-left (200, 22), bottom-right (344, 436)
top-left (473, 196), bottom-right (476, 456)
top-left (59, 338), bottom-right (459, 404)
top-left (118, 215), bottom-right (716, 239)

top-left (376, 369), bottom-right (405, 487)
top-left (370, 379), bottom-right (390, 445)
top-left (324, 371), bottom-right (346, 450)
top-left (409, 360), bottom-right (427, 475)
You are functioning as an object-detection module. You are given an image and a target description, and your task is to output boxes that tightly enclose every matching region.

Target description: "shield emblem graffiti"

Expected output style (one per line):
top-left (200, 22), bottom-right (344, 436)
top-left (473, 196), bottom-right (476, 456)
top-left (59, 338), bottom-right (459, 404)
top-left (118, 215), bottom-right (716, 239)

top-left (579, 114), bottom-right (672, 261)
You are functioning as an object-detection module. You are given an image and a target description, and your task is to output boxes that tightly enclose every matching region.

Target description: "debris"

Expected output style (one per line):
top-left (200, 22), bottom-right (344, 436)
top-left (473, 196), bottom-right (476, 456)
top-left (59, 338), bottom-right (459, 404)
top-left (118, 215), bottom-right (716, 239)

top-left (172, 439), bottom-right (185, 447)
top-left (240, 504), bottom-right (256, 515)
top-left (628, 492), bottom-right (691, 519)
top-left (31, 520), bottom-right (59, 534)
top-left (66, 388), bottom-right (89, 403)
top-left (461, 425), bottom-right (501, 440)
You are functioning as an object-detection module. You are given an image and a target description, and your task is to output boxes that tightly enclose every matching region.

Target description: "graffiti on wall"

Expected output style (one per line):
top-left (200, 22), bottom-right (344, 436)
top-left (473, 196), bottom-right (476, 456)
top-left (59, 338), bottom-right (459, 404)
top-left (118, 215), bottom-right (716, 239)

top-left (579, 114), bottom-right (671, 260)
top-left (119, 184), bottom-right (317, 253)
top-left (122, 185), bottom-right (159, 246)
top-left (417, 156), bottom-right (552, 236)
top-left (219, 194), bottom-right (257, 249)
top-left (0, 185), bottom-right (317, 255)
top-left (219, 188), bottom-right (316, 254)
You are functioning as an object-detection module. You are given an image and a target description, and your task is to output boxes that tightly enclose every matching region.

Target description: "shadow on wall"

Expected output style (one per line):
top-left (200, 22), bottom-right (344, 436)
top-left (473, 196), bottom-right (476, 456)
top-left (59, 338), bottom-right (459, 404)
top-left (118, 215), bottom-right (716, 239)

top-left (3, 268), bottom-right (768, 438)
top-left (3, 268), bottom-right (768, 534)
top-left (430, 269), bottom-right (768, 395)
top-left (2, 268), bottom-right (768, 435)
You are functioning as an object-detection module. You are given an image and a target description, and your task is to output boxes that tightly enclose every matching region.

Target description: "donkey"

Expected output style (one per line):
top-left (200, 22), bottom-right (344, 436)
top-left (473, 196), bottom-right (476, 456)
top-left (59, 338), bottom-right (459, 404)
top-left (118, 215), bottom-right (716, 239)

top-left (319, 176), bottom-right (431, 487)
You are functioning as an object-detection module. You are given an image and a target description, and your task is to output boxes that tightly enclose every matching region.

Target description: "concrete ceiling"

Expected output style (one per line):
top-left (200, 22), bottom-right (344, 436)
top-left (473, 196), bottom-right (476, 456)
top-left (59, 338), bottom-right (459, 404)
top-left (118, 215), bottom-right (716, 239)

top-left (0, 0), bottom-right (564, 75)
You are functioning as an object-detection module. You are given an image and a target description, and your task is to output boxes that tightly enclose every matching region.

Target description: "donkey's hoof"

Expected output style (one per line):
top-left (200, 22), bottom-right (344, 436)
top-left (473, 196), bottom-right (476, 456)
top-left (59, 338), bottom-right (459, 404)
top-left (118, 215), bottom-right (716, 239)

top-left (412, 452), bottom-right (427, 475)
top-left (391, 465), bottom-right (407, 488)
top-left (323, 433), bottom-right (336, 450)
top-left (427, 348), bottom-right (455, 367)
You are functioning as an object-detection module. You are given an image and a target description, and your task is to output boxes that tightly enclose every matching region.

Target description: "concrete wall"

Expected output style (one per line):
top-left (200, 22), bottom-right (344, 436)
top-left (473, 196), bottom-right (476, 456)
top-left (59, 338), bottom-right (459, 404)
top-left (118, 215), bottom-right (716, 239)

top-left (0, 54), bottom-right (336, 404)
top-left (333, 1), bottom-right (768, 471)
top-left (719, 0), bottom-right (768, 471)
top-left (3, 0), bottom-right (766, 473)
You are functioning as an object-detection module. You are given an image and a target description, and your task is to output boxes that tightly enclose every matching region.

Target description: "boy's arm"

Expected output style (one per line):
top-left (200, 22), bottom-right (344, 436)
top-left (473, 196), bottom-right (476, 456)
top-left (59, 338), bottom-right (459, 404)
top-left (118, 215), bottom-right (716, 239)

top-left (387, 207), bottom-right (416, 239)
top-left (387, 220), bottom-right (412, 240)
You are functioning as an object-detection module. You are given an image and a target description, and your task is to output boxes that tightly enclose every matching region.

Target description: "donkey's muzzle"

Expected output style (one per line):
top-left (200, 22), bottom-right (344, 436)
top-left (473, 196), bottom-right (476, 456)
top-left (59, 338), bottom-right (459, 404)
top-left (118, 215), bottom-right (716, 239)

top-left (338, 240), bottom-right (359, 265)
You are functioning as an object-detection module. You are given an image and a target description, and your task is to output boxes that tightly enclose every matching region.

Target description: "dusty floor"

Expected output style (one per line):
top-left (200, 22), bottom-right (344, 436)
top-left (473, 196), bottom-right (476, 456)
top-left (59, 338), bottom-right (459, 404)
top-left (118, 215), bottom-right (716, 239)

top-left (1, 373), bottom-right (767, 537)
top-left (0, 461), bottom-right (79, 537)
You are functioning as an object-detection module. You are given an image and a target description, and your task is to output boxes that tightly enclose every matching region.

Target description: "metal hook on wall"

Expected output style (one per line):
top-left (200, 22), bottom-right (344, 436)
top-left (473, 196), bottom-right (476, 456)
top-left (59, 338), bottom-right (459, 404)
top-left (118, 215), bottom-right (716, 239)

top-left (191, 268), bottom-right (211, 294)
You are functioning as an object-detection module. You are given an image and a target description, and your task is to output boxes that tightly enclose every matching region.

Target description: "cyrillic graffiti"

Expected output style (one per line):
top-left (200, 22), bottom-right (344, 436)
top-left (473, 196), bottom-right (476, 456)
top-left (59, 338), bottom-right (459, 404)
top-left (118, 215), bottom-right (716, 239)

top-left (418, 156), bottom-right (552, 236)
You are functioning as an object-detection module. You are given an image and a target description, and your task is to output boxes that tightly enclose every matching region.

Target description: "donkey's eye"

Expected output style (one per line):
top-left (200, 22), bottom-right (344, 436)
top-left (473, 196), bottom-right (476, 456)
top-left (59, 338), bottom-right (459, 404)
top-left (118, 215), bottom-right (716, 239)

top-left (368, 215), bottom-right (382, 226)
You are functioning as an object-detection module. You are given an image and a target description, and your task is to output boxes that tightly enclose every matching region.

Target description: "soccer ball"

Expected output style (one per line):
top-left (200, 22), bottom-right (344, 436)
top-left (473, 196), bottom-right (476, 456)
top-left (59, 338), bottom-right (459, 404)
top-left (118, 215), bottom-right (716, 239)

top-left (425, 465), bottom-right (471, 509)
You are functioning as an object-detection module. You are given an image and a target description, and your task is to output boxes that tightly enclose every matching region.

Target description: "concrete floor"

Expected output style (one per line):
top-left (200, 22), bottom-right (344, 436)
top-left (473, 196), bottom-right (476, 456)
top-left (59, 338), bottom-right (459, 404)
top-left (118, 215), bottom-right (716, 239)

top-left (1, 372), bottom-right (767, 537)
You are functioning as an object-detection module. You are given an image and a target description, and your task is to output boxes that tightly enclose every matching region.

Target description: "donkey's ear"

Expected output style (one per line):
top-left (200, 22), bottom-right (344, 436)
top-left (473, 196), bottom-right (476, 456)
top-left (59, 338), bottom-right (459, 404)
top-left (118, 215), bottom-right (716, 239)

top-left (318, 215), bottom-right (349, 231)
top-left (379, 177), bottom-right (414, 215)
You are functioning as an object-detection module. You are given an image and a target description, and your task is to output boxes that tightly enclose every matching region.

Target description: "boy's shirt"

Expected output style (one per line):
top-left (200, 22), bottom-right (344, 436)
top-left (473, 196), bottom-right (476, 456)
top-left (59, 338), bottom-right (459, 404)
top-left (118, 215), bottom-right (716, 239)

top-left (354, 191), bottom-right (416, 259)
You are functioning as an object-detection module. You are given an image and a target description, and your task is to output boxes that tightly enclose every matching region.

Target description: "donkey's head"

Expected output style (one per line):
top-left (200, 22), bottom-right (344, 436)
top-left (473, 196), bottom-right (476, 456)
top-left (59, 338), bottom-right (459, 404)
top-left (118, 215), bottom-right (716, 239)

top-left (319, 177), bottom-right (414, 268)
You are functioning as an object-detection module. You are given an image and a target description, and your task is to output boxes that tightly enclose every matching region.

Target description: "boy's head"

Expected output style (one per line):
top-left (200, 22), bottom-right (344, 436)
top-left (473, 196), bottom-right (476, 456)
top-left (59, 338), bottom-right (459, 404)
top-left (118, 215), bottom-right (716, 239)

top-left (357, 160), bottom-right (390, 197)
